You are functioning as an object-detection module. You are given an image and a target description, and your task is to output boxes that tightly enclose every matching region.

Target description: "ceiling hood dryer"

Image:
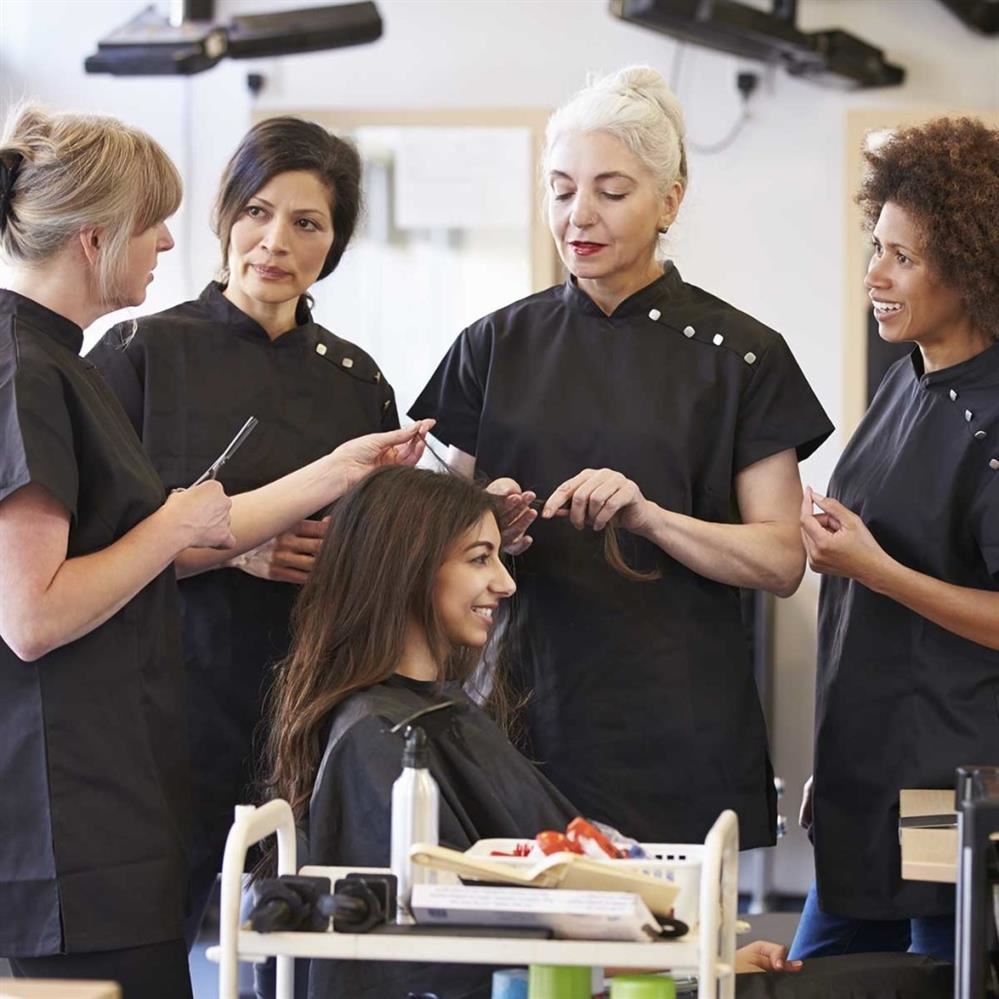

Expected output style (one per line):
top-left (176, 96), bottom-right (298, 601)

top-left (84, 0), bottom-right (382, 76)
top-left (609, 0), bottom-right (906, 89)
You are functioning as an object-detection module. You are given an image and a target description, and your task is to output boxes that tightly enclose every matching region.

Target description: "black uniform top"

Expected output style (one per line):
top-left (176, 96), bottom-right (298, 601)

top-left (300, 674), bottom-right (578, 999)
top-left (410, 265), bottom-right (833, 847)
top-left (813, 344), bottom-right (999, 919)
top-left (0, 289), bottom-right (186, 957)
top-left (88, 283), bottom-right (399, 865)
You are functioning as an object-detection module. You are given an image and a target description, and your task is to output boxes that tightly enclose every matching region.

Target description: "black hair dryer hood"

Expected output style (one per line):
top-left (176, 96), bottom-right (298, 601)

top-left (609, 0), bottom-right (906, 90)
top-left (84, 1), bottom-right (383, 76)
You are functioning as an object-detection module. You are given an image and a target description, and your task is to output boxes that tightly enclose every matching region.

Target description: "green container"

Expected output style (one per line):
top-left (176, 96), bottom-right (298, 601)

top-left (609, 973), bottom-right (676, 999)
top-left (527, 964), bottom-right (592, 998)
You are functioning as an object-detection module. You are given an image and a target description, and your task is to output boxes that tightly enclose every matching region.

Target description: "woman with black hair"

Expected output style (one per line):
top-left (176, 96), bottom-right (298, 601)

top-left (88, 116), bottom-right (399, 940)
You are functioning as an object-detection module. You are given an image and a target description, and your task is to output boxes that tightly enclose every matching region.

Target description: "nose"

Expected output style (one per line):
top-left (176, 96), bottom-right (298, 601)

top-left (568, 190), bottom-right (597, 230)
top-left (491, 560), bottom-right (516, 599)
top-left (157, 221), bottom-right (175, 253)
top-left (260, 215), bottom-right (291, 254)
top-left (864, 250), bottom-right (889, 290)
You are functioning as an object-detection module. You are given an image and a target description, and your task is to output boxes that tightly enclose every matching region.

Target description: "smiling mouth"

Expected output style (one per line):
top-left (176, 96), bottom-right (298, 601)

top-left (472, 606), bottom-right (495, 621)
top-left (871, 298), bottom-right (903, 317)
top-left (570, 241), bottom-right (605, 254)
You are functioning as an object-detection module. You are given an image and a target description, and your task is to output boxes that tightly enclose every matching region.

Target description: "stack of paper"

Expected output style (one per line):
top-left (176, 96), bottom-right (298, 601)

top-left (410, 883), bottom-right (664, 942)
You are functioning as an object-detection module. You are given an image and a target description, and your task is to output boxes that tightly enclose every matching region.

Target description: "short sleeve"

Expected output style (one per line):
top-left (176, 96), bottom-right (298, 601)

top-left (86, 324), bottom-right (145, 438)
top-left (971, 474), bottom-right (999, 579)
top-left (379, 381), bottom-right (400, 433)
top-left (0, 343), bottom-right (79, 517)
top-left (408, 327), bottom-right (490, 456)
top-left (734, 333), bottom-right (834, 472)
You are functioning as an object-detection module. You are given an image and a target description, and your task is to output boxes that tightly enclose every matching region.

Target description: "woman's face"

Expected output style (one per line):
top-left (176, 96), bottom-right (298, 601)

top-left (433, 513), bottom-right (516, 648)
top-left (547, 129), bottom-right (672, 289)
top-left (865, 201), bottom-right (967, 347)
top-left (116, 219), bottom-right (174, 308)
top-left (225, 170), bottom-right (335, 309)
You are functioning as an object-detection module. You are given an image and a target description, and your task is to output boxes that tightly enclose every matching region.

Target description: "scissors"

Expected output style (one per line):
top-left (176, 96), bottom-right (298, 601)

top-left (190, 416), bottom-right (259, 487)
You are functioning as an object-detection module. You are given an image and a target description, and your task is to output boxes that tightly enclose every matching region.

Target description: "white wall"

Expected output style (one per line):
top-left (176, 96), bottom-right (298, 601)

top-left (2, 0), bottom-right (997, 894)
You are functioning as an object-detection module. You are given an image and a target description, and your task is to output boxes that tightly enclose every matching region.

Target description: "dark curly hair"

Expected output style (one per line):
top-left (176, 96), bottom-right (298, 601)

top-left (858, 116), bottom-right (999, 339)
top-left (213, 116), bottom-right (361, 283)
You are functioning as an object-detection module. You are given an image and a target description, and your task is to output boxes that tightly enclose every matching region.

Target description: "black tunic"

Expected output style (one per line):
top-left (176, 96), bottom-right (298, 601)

top-left (0, 290), bottom-right (187, 956)
top-left (301, 674), bottom-right (578, 999)
top-left (87, 283), bottom-right (399, 901)
top-left (813, 345), bottom-right (999, 919)
top-left (410, 266), bottom-right (833, 848)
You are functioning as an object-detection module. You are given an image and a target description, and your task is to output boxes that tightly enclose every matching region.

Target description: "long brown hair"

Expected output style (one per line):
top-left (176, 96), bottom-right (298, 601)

top-left (261, 466), bottom-right (505, 826)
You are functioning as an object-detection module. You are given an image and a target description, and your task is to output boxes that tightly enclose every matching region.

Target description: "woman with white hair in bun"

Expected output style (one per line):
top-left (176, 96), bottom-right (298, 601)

top-left (412, 66), bottom-right (833, 849)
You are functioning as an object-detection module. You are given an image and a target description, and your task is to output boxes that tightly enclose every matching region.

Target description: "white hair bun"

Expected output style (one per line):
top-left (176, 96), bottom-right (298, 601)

top-left (593, 65), bottom-right (686, 141)
top-left (544, 64), bottom-right (688, 197)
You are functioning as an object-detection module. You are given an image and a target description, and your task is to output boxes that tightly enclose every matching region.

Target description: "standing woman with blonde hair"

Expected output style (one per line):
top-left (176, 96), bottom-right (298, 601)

top-left (412, 66), bottom-right (833, 848)
top-left (0, 106), bottom-right (429, 996)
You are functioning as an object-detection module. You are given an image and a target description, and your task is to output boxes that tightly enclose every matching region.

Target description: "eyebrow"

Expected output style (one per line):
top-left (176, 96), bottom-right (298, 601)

top-left (464, 540), bottom-right (495, 554)
top-left (549, 170), bottom-right (637, 184)
top-left (248, 196), bottom-right (328, 216)
top-left (873, 235), bottom-right (920, 256)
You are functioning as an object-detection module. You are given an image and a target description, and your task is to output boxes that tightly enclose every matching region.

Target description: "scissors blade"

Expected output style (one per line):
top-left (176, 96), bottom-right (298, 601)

top-left (190, 416), bottom-right (259, 487)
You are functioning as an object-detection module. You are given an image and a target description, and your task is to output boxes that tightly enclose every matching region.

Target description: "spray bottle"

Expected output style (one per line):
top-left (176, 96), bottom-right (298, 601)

top-left (390, 725), bottom-right (439, 921)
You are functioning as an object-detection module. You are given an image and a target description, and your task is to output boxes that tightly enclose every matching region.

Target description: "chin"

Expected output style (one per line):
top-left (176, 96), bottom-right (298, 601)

top-left (459, 627), bottom-right (489, 648)
top-left (877, 325), bottom-right (913, 345)
top-left (248, 280), bottom-right (301, 305)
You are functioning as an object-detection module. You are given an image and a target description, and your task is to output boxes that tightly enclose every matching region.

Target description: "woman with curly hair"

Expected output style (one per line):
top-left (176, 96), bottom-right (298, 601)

top-left (792, 116), bottom-right (999, 961)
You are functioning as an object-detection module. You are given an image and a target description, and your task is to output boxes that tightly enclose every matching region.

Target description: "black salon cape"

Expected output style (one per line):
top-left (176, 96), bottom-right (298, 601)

top-left (735, 953), bottom-right (952, 999)
top-left (291, 675), bottom-right (577, 999)
top-left (813, 345), bottom-right (999, 919)
top-left (0, 290), bottom-right (187, 956)
top-left (410, 266), bottom-right (833, 848)
top-left (88, 283), bottom-right (399, 907)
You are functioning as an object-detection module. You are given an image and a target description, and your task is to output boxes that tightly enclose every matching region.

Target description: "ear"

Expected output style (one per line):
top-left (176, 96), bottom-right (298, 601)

top-left (659, 180), bottom-right (685, 230)
top-left (78, 226), bottom-right (104, 268)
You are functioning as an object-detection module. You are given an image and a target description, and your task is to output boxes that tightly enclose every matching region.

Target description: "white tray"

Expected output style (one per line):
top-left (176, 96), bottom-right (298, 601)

top-left (465, 838), bottom-right (703, 927)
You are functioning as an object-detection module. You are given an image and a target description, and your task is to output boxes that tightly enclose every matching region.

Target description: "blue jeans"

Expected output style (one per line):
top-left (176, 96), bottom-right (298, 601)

top-left (789, 883), bottom-right (955, 962)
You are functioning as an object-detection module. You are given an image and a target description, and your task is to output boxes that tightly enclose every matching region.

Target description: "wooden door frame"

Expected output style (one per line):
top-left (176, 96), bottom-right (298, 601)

top-left (251, 107), bottom-right (562, 294)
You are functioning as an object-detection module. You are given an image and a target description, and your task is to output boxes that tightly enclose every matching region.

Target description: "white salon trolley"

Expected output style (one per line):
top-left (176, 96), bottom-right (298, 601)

top-left (208, 801), bottom-right (739, 999)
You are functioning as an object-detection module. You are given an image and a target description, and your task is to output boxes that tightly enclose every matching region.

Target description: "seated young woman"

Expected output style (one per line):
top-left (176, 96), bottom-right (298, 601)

top-left (260, 465), bottom-right (799, 998)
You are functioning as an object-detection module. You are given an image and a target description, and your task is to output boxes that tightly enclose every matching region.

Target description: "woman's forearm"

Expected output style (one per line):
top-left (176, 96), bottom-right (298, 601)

top-left (633, 502), bottom-right (805, 596)
top-left (862, 556), bottom-right (999, 651)
top-left (176, 453), bottom-right (348, 578)
top-left (1, 500), bottom-right (191, 661)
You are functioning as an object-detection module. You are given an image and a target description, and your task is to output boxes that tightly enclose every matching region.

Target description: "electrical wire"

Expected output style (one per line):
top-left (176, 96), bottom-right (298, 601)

top-left (669, 39), bottom-right (755, 156)
top-left (687, 104), bottom-right (752, 155)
